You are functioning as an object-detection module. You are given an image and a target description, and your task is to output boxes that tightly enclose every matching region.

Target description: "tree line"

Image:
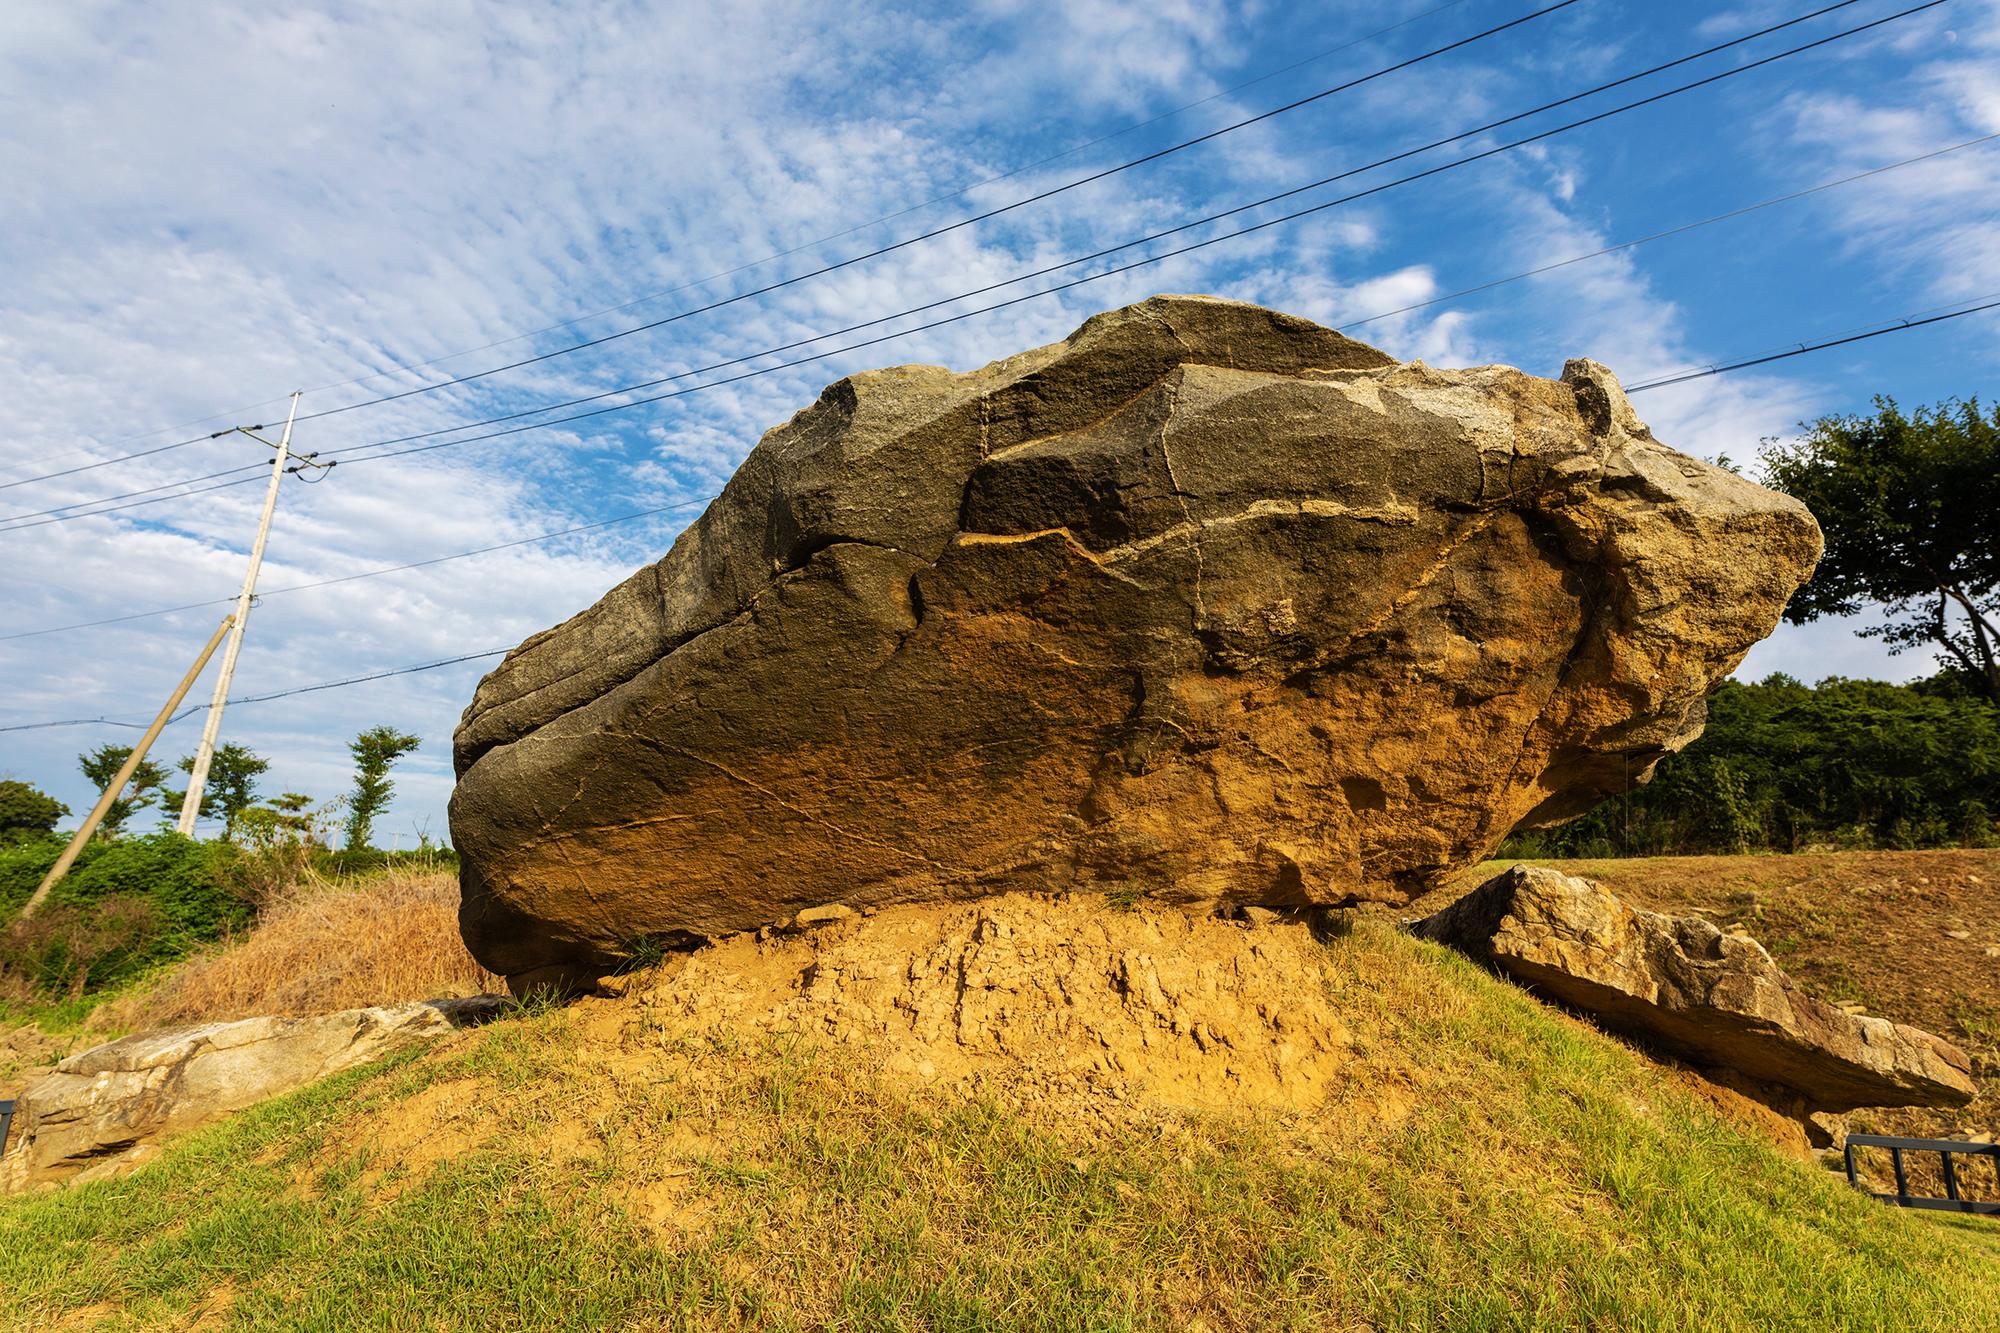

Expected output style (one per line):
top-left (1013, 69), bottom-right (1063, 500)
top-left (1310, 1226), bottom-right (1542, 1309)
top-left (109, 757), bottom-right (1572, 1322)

top-left (1503, 673), bottom-right (1998, 859)
top-left (0, 725), bottom-right (427, 1006)
top-left (0, 724), bottom-right (422, 852)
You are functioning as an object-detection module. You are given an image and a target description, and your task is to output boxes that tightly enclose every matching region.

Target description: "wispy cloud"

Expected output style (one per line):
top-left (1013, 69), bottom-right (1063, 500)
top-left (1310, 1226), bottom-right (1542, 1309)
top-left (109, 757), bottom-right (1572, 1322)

top-left (3, 0), bottom-right (1988, 837)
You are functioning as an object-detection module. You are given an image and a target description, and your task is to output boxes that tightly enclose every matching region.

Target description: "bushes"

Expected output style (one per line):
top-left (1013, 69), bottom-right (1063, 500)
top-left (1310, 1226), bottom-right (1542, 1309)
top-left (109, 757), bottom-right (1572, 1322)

top-left (1507, 675), bottom-right (2000, 857)
top-left (0, 830), bottom-right (470, 1009)
top-left (0, 833), bottom-right (251, 1002)
top-left (98, 869), bottom-right (498, 1029)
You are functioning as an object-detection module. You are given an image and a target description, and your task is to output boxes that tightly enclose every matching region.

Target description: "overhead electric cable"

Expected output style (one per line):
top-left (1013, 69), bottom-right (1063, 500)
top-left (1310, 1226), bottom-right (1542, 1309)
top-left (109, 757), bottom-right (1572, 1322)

top-left (0, 2), bottom-right (1943, 533)
top-left (1343, 134), bottom-right (2000, 328)
top-left (1624, 297), bottom-right (2000, 392)
top-left (0, 649), bottom-right (514, 734)
top-left (271, 1), bottom-right (1584, 427)
top-left (32, 1), bottom-right (1481, 467)
top-left (1609, 289), bottom-right (2000, 386)
top-left (0, 423), bottom-right (283, 494)
top-left (301, 1), bottom-right (1938, 471)
top-left (5, 290), bottom-right (1993, 727)
top-left (0, 2), bottom-right (1586, 521)
top-left (0, 450), bottom-right (321, 524)
top-left (0, 498), bottom-right (710, 640)
top-left (12, 282), bottom-right (1993, 644)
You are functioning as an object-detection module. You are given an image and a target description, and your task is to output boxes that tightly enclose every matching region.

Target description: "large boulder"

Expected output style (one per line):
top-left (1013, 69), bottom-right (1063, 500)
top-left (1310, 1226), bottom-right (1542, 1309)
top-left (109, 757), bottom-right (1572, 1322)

top-left (449, 295), bottom-right (1821, 990)
top-left (1410, 866), bottom-right (1976, 1112)
top-left (0, 998), bottom-right (504, 1192)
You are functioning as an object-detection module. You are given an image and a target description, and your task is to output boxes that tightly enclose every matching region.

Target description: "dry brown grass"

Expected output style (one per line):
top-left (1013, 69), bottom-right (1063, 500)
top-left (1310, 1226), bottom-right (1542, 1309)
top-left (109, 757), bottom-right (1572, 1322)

top-left (98, 869), bottom-right (501, 1030)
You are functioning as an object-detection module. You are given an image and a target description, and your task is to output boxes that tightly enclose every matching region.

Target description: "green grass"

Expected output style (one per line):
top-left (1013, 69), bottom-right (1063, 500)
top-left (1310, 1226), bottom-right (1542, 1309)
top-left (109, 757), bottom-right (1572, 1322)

top-left (3, 921), bottom-right (1997, 1330)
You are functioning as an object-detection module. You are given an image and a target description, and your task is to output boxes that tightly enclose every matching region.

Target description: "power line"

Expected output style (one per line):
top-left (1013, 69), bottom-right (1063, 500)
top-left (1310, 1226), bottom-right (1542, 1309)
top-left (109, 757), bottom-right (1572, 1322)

top-left (1342, 134), bottom-right (2000, 329)
top-left (305, 1), bottom-right (1936, 471)
top-left (0, 423), bottom-right (279, 495)
top-left (228, 0), bottom-right (1939, 466)
top-left (20, 2), bottom-right (1482, 472)
top-left (272, 1), bottom-right (1585, 429)
top-left (0, 0), bottom-right (1568, 493)
top-left (3, 0), bottom-right (1903, 530)
top-left (0, 649), bottom-right (513, 734)
top-left (0, 470), bottom-right (283, 531)
top-left (13, 259), bottom-right (1993, 639)
top-left (3, 286), bottom-right (1991, 730)
top-left (0, 449), bottom-right (318, 525)
top-left (1609, 289), bottom-right (2000, 386)
top-left (0, 497), bottom-right (710, 641)
top-left (1625, 297), bottom-right (2000, 392)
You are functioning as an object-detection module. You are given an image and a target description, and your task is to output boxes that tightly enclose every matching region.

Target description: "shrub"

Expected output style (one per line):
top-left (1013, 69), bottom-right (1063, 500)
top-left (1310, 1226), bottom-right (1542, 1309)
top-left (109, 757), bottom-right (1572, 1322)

top-left (0, 832), bottom-right (250, 1002)
top-left (1504, 674), bottom-right (2000, 857)
top-left (0, 896), bottom-right (163, 999)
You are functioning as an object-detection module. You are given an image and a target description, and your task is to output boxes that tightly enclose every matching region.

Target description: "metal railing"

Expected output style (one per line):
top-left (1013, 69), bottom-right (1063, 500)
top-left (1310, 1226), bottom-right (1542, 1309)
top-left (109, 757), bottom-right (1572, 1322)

top-left (1844, 1133), bottom-right (2000, 1215)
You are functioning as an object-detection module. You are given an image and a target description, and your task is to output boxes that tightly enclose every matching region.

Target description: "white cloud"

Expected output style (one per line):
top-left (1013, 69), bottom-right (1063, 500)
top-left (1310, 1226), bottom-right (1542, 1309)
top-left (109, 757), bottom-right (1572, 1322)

top-left (2, 0), bottom-right (1982, 844)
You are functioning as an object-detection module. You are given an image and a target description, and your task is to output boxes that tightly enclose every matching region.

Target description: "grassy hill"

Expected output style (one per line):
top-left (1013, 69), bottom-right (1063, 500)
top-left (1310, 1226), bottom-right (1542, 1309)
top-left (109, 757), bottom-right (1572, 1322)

top-left (4, 887), bottom-right (1998, 1331)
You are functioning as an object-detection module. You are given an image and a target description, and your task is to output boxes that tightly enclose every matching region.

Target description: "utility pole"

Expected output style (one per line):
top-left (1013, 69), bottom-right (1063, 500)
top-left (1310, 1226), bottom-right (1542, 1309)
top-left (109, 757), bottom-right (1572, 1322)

top-left (176, 392), bottom-right (300, 836)
top-left (22, 613), bottom-right (236, 919)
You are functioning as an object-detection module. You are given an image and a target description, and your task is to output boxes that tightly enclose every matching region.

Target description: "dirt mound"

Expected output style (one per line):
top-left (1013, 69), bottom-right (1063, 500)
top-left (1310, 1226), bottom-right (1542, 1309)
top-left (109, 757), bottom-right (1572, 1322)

top-left (623, 892), bottom-right (1352, 1122)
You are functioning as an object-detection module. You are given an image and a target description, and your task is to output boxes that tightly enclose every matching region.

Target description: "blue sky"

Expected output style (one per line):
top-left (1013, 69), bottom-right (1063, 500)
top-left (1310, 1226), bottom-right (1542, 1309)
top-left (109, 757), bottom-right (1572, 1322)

top-left (2, 0), bottom-right (1996, 845)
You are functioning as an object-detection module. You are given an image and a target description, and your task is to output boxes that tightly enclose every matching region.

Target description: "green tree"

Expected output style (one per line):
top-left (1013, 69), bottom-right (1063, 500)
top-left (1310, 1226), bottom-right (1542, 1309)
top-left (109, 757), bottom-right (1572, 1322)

top-left (77, 743), bottom-right (170, 838)
top-left (1762, 397), bottom-right (2000, 701)
top-left (1504, 674), bottom-right (2000, 857)
top-left (0, 780), bottom-right (68, 844)
top-left (162, 743), bottom-right (270, 838)
top-left (344, 726), bottom-right (420, 851)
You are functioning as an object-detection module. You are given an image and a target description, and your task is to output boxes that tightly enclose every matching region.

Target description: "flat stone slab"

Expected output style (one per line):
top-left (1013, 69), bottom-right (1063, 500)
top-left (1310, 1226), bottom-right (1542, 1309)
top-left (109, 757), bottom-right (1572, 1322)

top-left (0, 996), bottom-right (506, 1192)
top-left (1410, 866), bottom-right (1975, 1112)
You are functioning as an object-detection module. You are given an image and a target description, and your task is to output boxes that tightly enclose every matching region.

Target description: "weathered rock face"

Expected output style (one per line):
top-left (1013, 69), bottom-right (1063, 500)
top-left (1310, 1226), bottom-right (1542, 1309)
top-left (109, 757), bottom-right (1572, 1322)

top-left (0, 998), bottom-right (503, 1193)
top-left (1410, 866), bottom-right (1976, 1112)
top-left (449, 295), bottom-right (1821, 989)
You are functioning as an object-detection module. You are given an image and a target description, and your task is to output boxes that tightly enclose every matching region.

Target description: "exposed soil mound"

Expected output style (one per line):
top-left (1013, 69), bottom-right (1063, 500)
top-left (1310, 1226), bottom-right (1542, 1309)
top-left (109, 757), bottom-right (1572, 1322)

top-left (624, 892), bottom-right (1352, 1122)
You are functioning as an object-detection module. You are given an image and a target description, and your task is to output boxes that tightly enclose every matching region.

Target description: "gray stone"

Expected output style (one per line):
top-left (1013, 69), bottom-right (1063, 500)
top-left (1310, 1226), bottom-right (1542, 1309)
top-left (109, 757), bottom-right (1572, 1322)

top-left (0, 997), bottom-right (505, 1192)
top-left (1410, 866), bottom-right (1976, 1112)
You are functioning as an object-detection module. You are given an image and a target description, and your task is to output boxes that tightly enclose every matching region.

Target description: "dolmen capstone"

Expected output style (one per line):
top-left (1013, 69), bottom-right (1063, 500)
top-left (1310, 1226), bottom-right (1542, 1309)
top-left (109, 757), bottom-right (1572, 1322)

top-left (1411, 866), bottom-right (1975, 1113)
top-left (449, 295), bottom-right (1822, 993)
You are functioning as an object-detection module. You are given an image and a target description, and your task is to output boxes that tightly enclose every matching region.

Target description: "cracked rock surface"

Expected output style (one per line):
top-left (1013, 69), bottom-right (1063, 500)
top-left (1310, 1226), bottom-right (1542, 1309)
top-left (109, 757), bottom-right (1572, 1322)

top-left (0, 998), bottom-right (504, 1193)
top-left (449, 295), bottom-right (1821, 989)
top-left (1410, 866), bottom-right (1976, 1112)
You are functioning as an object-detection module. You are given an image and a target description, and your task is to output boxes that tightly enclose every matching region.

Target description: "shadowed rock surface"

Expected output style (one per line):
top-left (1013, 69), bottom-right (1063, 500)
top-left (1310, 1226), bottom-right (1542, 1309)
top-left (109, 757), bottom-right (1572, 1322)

top-left (0, 997), bottom-right (504, 1193)
top-left (449, 295), bottom-right (1821, 990)
top-left (1411, 865), bottom-right (1976, 1112)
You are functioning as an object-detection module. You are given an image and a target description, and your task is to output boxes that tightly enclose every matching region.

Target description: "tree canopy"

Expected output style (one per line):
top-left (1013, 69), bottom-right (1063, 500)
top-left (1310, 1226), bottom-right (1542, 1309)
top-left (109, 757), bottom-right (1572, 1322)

top-left (345, 726), bottom-right (421, 851)
top-left (1506, 674), bottom-right (1999, 857)
top-left (1761, 397), bottom-right (1999, 700)
top-left (77, 743), bottom-right (170, 838)
top-left (162, 743), bottom-right (270, 836)
top-left (0, 780), bottom-right (68, 845)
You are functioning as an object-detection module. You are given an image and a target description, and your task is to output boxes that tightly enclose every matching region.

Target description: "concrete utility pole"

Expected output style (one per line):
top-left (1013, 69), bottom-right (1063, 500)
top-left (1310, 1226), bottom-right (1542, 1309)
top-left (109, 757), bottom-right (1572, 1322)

top-left (22, 613), bottom-right (236, 920)
top-left (176, 392), bottom-right (300, 836)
